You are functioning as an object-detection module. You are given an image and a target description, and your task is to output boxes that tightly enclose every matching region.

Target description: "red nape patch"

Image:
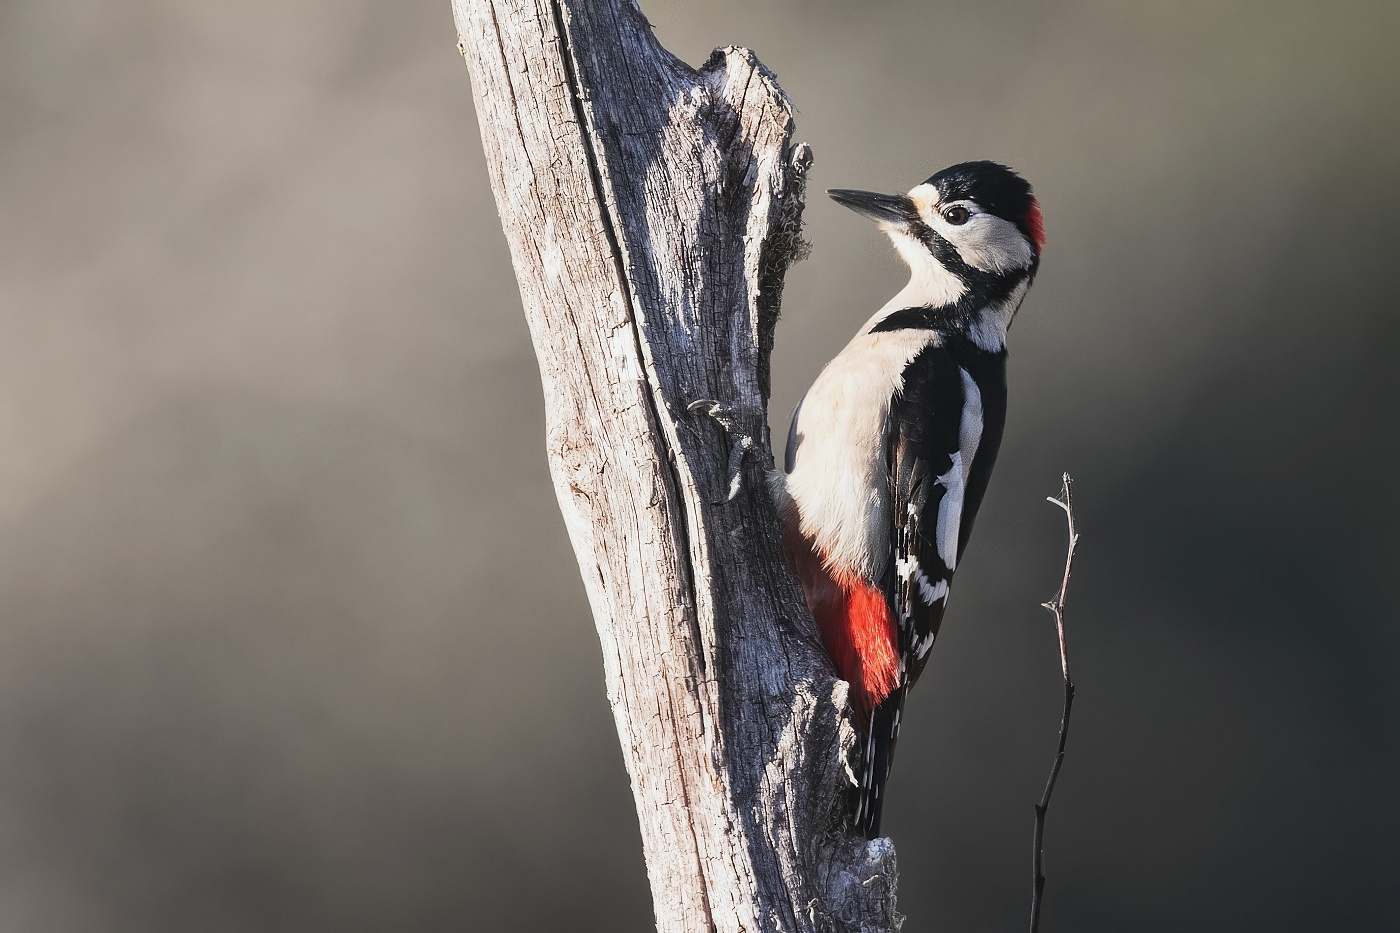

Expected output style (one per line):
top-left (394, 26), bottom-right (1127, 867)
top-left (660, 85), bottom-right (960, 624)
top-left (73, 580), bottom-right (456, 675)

top-left (1025, 198), bottom-right (1046, 252)
top-left (803, 570), bottom-right (900, 728)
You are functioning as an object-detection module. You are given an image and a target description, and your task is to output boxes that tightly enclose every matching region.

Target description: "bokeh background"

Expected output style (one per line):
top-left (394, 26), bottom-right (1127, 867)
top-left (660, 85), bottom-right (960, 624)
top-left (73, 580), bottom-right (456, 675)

top-left (2, 0), bottom-right (1397, 929)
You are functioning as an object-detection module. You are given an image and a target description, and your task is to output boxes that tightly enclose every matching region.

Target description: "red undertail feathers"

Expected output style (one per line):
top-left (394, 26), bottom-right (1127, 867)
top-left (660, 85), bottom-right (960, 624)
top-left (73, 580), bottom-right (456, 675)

top-left (786, 532), bottom-right (900, 726)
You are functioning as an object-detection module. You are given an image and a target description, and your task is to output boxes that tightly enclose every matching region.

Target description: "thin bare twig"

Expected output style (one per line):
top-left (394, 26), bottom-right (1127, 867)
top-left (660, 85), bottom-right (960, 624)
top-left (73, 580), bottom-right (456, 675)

top-left (1030, 473), bottom-right (1079, 933)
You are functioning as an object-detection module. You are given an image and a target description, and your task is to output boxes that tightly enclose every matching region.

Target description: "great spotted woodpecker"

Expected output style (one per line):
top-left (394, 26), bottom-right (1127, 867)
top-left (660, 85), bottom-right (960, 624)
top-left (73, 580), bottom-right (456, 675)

top-left (771, 161), bottom-right (1044, 838)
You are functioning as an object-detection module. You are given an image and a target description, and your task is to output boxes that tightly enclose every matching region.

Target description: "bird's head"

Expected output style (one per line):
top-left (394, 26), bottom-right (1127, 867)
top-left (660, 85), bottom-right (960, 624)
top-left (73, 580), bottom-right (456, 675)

top-left (829, 161), bottom-right (1043, 314)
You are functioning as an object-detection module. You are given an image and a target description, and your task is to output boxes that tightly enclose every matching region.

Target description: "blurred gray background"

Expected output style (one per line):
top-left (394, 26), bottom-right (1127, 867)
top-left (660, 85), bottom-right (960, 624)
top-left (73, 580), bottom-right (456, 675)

top-left (1, 0), bottom-right (1396, 929)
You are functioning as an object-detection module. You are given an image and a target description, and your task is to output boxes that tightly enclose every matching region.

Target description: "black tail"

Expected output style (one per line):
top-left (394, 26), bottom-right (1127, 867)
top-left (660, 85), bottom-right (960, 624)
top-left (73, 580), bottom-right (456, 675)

top-left (855, 684), bottom-right (907, 839)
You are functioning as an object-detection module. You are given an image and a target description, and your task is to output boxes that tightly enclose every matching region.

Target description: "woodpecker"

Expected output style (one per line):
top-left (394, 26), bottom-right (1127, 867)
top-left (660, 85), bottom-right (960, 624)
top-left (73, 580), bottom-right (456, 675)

top-left (772, 161), bottom-right (1044, 838)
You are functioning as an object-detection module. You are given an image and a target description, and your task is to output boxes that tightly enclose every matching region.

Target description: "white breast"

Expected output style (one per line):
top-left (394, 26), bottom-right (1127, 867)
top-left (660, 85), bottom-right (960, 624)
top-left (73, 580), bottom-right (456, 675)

top-left (784, 328), bottom-right (937, 581)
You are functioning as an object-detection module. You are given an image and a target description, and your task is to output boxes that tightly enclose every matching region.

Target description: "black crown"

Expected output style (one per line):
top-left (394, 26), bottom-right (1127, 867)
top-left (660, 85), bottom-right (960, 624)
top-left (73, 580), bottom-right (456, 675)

top-left (926, 161), bottom-right (1034, 226)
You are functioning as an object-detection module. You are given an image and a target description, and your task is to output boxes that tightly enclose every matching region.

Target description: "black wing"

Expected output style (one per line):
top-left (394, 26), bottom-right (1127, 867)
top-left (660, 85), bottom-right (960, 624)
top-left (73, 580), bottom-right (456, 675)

top-left (890, 345), bottom-right (976, 688)
top-left (856, 340), bottom-right (1006, 838)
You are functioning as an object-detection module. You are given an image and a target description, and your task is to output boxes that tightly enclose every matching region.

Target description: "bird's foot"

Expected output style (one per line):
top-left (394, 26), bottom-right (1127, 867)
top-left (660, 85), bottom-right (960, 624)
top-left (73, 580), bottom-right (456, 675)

top-left (687, 399), bottom-right (757, 503)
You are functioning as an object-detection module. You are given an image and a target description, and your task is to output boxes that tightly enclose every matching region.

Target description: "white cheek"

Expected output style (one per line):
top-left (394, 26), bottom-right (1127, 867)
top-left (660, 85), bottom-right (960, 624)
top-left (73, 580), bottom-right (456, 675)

top-left (940, 215), bottom-right (1035, 274)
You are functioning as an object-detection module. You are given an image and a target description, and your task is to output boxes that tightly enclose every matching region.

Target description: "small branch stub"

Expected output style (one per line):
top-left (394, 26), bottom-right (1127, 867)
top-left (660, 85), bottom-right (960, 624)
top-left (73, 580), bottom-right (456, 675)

top-left (1030, 473), bottom-right (1079, 933)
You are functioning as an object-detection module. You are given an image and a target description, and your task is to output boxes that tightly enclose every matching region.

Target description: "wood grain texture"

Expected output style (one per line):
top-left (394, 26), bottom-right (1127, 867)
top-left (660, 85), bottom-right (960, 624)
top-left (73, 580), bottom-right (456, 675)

top-left (452, 1), bottom-right (900, 929)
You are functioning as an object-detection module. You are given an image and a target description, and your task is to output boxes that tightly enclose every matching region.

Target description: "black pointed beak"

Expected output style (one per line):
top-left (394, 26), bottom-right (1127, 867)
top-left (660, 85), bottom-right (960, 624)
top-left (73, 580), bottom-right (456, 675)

top-left (827, 189), bottom-right (918, 228)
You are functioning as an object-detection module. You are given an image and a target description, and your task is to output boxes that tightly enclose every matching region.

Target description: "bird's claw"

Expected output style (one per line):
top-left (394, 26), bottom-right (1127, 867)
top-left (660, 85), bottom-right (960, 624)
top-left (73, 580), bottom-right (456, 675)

top-left (687, 399), bottom-right (756, 503)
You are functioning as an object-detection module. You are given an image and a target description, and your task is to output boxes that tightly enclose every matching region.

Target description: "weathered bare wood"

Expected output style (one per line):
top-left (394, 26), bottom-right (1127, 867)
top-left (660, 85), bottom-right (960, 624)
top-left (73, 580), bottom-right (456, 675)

top-left (453, 1), bottom-right (899, 929)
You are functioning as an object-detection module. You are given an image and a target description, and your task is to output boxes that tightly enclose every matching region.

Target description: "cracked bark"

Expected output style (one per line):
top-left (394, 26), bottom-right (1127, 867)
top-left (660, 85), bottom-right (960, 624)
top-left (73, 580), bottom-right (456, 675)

top-left (452, 2), bottom-right (900, 929)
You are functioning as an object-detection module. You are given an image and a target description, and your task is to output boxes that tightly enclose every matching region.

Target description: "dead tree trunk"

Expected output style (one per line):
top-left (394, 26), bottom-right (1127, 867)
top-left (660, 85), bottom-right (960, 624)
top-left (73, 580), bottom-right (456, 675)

top-left (453, 2), bottom-right (899, 929)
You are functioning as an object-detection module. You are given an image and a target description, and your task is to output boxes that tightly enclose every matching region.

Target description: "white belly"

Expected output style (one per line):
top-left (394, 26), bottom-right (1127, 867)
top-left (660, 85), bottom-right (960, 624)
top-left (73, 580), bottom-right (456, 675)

top-left (783, 328), bottom-right (937, 581)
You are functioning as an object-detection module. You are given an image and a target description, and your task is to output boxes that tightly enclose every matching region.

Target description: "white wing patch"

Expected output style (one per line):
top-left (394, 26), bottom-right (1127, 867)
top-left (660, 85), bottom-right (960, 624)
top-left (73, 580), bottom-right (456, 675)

top-left (957, 367), bottom-right (984, 481)
top-left (933, 453), bottom-right (965, 571)
top-left (933, 368), bottom-right (985, 572)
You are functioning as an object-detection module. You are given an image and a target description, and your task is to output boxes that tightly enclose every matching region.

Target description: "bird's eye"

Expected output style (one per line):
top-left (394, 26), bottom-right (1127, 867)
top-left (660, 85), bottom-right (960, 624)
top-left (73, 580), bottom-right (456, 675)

top-left (942, 205), bottom-right (970, 225)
